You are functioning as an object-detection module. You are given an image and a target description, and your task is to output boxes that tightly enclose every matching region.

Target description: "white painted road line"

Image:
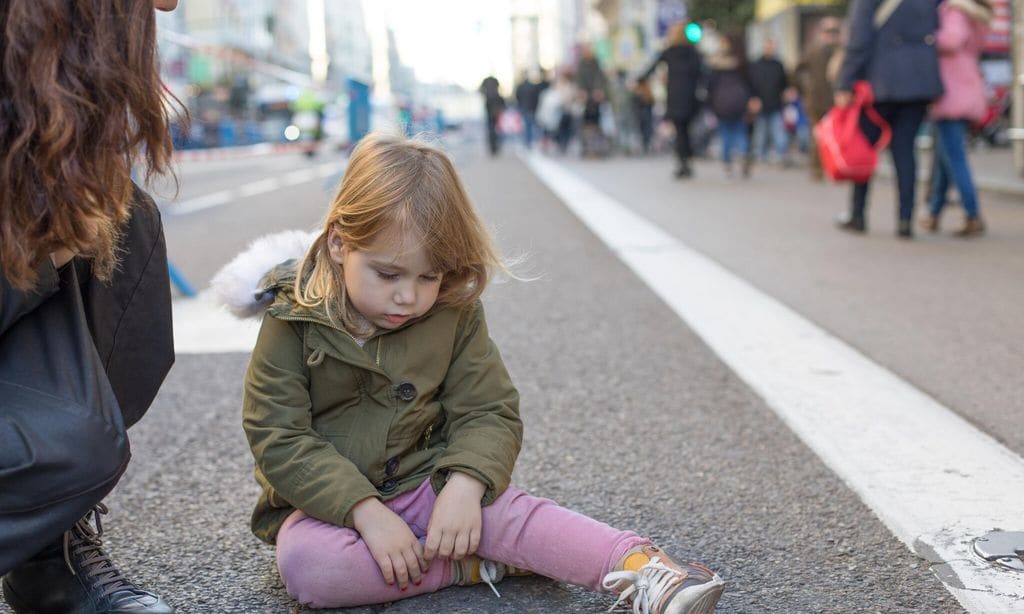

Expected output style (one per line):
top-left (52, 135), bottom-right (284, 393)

top-left (283, 168), bottom-right (318, 185)
top-left (171, 190), bottom-right (232, 215)
top-left (524, 153), bottom-right (1024, 613)
top-left (237, 177), bottom-right (283, 198)
top-left (166, 160), bottom-right (344, 216)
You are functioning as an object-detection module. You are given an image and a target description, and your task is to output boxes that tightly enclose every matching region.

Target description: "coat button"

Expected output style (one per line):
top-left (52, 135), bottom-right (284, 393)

top-left (385, 457), bottom-right (400, 476)
top-left (924, 34), bottom-right (935, 45)
top-left (380, 479), bottom-right (398, 494)
top-left (396, 382), bottom-right (417, 402)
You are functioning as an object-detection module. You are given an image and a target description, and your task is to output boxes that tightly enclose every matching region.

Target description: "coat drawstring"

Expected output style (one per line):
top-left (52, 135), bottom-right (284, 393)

top-left (306, 348), bottom-right (325, 367)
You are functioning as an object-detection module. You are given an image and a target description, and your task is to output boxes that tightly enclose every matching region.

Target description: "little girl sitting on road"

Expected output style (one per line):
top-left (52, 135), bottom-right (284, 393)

top-left (225, 133), bottom-right (724, 612)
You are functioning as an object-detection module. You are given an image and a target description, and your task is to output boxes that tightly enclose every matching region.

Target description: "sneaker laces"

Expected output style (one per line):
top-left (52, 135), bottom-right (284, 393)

top-left (602, 556), bottom-right (682, 614)
top-left (62, 503), bottom-right (132, 599)
top-left (479, 560), bottom-right (503, 598)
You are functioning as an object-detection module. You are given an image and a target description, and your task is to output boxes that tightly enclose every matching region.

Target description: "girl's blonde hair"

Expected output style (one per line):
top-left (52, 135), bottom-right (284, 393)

top-left (295, 133), bottom-right (503, 331)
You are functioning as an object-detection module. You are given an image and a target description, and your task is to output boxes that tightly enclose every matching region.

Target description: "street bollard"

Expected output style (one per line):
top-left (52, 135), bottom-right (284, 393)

top-left (168, 260), bottom-right (197, 298)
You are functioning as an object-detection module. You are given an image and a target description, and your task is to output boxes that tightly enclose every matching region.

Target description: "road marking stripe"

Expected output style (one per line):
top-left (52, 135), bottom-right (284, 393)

top-left (237, 177), bottom-right (282, 197)
top-left (170, 190), bottom-right (232, 214)
top-left (283, 168), bottom-right (318, 185)
top-left (524, 153), bottom-right (1024, 614)
top-left (166, 160), bottom-right (345, 216)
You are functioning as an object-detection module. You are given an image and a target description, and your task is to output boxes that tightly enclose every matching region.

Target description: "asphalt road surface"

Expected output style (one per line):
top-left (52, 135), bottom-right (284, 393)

top-left (8, 137), bottom-right (1023, 613)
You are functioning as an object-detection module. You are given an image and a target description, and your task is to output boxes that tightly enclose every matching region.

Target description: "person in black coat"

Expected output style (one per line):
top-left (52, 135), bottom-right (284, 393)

top-left (640, 22), bottom-right (703, 177)
top-left (1, 1), bottom-right (179, 612)
top-left (749, 38), bottom-right (792, 164)
top-left (479, 76), bottom-right (507, 156)
top-left (707, 33), bottom-right (757, 178)
top-left (514, 70), bottom-right (545, 149)
top-left (835, 0), bottom-right (943, 237)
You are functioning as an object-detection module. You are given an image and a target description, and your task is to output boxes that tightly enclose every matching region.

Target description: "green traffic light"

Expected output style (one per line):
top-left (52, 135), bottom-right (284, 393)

top-left (685, 22), bottom-right (702, 43)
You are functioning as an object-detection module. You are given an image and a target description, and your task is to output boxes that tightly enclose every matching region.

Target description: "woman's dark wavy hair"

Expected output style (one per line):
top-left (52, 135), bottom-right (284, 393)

top-left (1, 0), bottom-right (181, 289)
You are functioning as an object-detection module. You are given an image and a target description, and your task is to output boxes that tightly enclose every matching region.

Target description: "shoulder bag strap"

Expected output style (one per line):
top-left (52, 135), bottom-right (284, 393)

top-left (874, 0), bottom-right (904, 29)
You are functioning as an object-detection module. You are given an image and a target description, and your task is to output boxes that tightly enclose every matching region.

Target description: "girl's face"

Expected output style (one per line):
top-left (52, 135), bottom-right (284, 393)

top-left (329, 227), bottom-right (443, 330)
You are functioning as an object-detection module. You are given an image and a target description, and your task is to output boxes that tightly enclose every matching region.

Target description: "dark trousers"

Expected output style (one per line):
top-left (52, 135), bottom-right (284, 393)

top-left (672, 116), bottom-right (693, 167)
top-left (851, 101), bottom-right (928, 222)
top-left (485, 116), bottom-right (501, 156)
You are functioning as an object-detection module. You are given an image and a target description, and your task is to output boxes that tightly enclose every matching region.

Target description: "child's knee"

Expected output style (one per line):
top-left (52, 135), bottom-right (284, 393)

top-left (277, 524), bottom-right (362, 606)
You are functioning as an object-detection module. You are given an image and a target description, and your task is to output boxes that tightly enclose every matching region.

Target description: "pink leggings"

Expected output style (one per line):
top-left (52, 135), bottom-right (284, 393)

top-left (275, 479), bottom-right (648, 608)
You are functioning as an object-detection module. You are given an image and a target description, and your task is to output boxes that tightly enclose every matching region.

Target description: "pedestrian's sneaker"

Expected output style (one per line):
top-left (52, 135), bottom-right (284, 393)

top-left (602, 545), bottom-right (723, 614)
top-left (450, 555), bottom-right (532, 598)
top-left (2, 504), bottom-right (174, 614)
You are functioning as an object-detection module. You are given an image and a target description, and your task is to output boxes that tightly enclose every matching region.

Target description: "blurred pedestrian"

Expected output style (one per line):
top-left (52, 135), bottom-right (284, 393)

top-left (575, 44), bottom-right (611, 157)
top-left (708, 34), bottom-right (756, 178)
top-left (224, 133), bottom-right (725, 612)
top-left (640, 21), bottom-right (703, 177)
top-left (479, 76), bottom-right (506, 156)
top-left (609, 69), bottom-right (637, 154)
top-left (537, 69), bottom-right (578, 154)
top-left (514, 70), bottom-right (544, 150)
top-left (749, 38), bottom-right (792, 165)
top-left (923, 0), bottom-right (992, 237)
top-left (794, 17), bottom-right (844, 180)
top-left (1, 0), bottom-right (181, 612)
top-left (834, 0), bottom-right (943, 238)
top-left (631, 77), bottom-right (656, 154)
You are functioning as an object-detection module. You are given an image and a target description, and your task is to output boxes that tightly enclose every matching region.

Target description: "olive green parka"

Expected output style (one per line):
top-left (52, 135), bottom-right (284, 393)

top-left (242, 261), bottom-right (522, 544)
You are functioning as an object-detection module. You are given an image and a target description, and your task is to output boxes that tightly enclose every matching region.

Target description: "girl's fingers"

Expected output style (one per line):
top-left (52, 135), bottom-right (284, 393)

top-left (391, 553), bottom-right (410, 589)
top-left (452, 531), bottom-right (470, 560)
top-left (412, 541), bottom-right (429, 573)
top-left (376, 555), bottom-right (396, 586)
top-left (468, 528), bottom-right (480, 556)
top-left (438, 531), bottom-right (456, 560)
top-left (403, 547), bottom-right (424, 585)
top-left (423, 528), bottom-right (441, 561)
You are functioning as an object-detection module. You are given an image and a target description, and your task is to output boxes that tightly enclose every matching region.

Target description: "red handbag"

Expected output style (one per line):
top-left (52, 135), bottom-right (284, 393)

top-left (814, 81), bottom-right (891, 182)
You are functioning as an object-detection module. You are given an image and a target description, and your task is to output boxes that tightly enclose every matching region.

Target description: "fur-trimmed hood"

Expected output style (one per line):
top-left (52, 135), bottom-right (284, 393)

top-left (947, 0), bottom-right (994, 24)
top-left (210, 230), bottom-right (318, 319)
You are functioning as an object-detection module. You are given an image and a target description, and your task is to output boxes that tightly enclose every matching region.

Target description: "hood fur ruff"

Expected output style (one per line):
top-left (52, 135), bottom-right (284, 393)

top-left (210, 229), bottom-right (319, 318)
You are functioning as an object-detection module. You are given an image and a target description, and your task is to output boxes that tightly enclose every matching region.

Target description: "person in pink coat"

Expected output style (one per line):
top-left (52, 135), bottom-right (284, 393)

top-left (924, 0), bottom-right (992, 236)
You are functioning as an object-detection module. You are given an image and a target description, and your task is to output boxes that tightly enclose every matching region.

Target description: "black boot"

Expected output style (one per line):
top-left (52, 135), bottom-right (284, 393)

top-left (835, 212), bottom-right (866, 234)
top-left (897, 219), bottom-right (913, 239)
top-left (2, 504), bottom-right (173, 614)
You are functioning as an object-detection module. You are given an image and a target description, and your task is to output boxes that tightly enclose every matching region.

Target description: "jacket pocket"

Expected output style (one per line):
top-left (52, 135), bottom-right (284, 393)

top-left (0, 382), bottom-right (129, 513)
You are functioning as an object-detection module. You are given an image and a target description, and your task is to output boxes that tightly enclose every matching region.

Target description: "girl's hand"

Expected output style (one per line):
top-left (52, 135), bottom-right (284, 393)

top-left (350, 497), bottom-right (428, 589)
top-left (424, 472), bottom-right (486, 562)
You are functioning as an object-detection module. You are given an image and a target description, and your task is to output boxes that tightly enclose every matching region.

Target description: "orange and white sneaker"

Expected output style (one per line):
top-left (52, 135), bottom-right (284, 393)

top-left (451, 555), bottom-right (532, 597)
top-left (602, 545), bottom-right (724, 614)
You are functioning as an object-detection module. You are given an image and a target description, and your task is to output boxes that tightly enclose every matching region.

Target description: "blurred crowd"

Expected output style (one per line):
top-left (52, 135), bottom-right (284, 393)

top-left (480, 0), bottom-right (1001, 239)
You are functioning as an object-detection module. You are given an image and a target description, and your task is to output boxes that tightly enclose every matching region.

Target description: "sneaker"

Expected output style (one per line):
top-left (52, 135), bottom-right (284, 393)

top-left (2, 504), bottom-right (173, 614)
top-left (897, 219), bottom-right (913, 239)
top-left (602, 545), bottom-right (723, 614)
top-left (450, 555), bottom-right (532, 598)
